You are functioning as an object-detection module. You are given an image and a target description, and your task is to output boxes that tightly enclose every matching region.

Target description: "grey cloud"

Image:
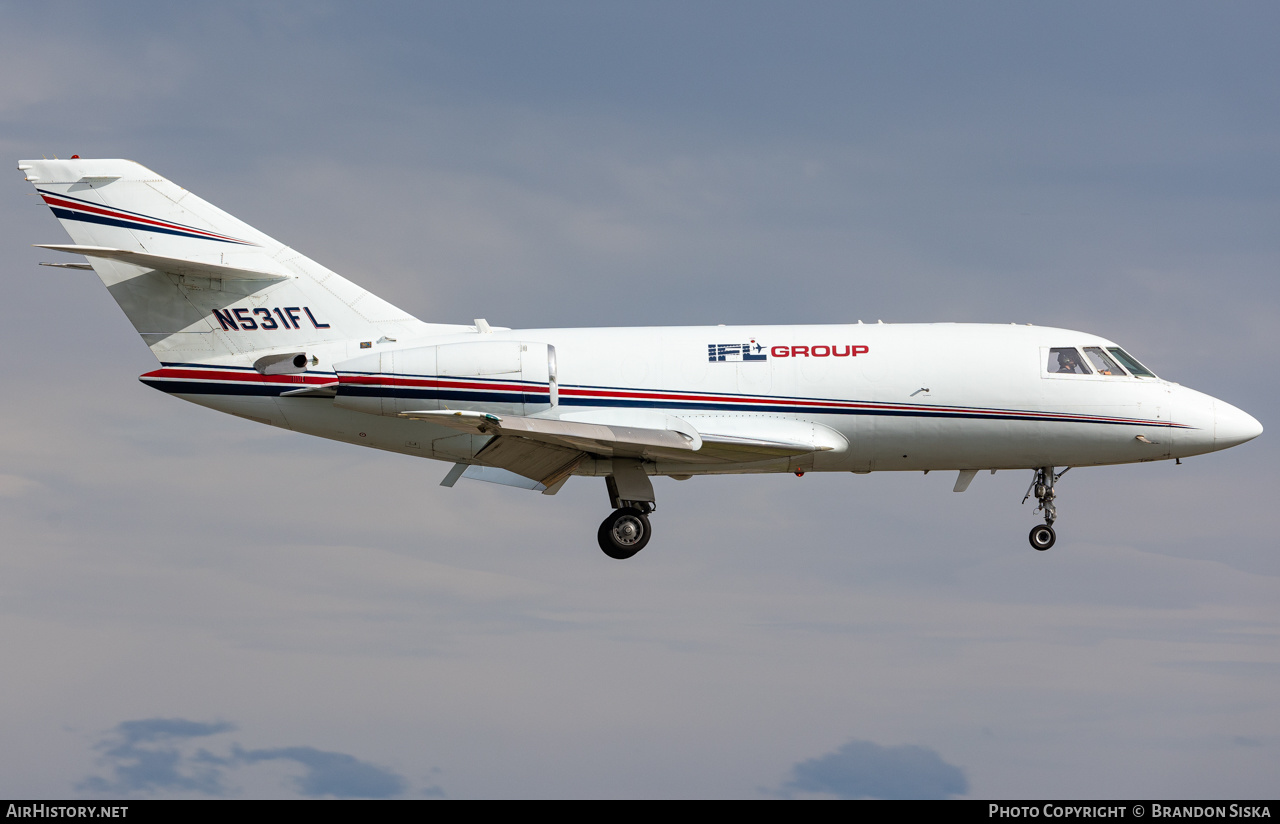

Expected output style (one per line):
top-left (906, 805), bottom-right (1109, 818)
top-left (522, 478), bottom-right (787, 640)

top-left (78, 719), bottom-right (411, 799)
top-left (113, 718), bottom-right (234, 744)
top-left (231, 745), bottom-right (407, 799)
top-left (77, 719), bottom-right (234, 796)
top-left (783, 739), bottom-right (967, 800)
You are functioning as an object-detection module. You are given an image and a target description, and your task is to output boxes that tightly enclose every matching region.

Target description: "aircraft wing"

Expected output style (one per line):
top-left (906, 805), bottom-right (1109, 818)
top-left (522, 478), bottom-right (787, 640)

top-left (401, 409), bottom-right (700, 458)
top-left (401, 409), bottom-right (665, 489)
top-left (401, 409), bottom-right (837, 488)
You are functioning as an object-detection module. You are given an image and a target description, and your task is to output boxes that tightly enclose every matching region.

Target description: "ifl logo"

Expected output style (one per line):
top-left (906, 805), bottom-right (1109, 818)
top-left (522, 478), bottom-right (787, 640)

top-left (708, 340), bottom-right (768, 362)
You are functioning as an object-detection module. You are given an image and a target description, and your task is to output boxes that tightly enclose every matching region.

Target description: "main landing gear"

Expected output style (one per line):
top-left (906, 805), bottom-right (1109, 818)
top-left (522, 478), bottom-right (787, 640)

top-left (598, 504), bottom-right (653, 560)
top-left (1023, 466), bottom-right (1069, 551)
top-left (597, 460), bottom-right (656, 560)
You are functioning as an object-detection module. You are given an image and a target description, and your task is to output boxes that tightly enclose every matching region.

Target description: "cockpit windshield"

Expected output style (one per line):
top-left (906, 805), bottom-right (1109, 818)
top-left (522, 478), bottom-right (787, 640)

top-left (1045, 345), bottom-right (1160, 379)
top-left (1105, 347), bottom-right (1157, 378)
top-left (1083, 347), bottom-right (1123, 376)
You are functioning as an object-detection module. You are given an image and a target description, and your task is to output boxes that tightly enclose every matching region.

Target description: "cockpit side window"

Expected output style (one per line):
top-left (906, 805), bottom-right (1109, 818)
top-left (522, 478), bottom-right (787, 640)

top-left (1106, 347), bottom-right (1156, 378)
top-left (1048, 348), bottom-right (1091, 374)
top-left (1083, 347), bottom-right (1125, 376)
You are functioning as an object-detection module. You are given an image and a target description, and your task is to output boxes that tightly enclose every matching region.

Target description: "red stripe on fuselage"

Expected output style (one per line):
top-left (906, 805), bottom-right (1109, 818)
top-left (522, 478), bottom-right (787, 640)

top-left (142, 367), bottom-right (334, 385)
top-left (145, 367), bottom-right (1181, 428)
top-left (556, 385), bottom-right (1172, 426)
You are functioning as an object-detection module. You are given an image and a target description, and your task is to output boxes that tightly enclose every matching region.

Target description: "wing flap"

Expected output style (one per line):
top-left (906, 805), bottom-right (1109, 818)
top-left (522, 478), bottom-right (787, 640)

top-left (473, 436), bottom-right (584, 488)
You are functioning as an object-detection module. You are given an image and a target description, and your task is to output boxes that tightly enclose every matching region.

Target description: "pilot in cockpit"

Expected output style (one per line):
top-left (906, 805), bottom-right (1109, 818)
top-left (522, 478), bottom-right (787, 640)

top-left (1055, 350), bottom-right (1083, 373)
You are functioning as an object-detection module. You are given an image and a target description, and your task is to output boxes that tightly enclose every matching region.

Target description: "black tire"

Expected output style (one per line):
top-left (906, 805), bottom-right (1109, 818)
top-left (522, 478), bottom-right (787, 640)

top-left (597, 507), bottom-right (652, 559)
top-left (1029, 524), bottom-right (1056, 551)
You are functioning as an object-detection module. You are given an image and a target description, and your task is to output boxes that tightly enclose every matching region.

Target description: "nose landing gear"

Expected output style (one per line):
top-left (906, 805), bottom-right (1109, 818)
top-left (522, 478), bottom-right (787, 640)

top-left (1029, 523), bottom-right (1056, 551)
top-left (1023, 466), bottom-right (1068, 551)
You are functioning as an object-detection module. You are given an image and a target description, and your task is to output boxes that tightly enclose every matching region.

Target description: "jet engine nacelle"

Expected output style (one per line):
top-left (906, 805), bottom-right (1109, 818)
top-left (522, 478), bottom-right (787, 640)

top-left (333, 340), bottom-right (556, 417)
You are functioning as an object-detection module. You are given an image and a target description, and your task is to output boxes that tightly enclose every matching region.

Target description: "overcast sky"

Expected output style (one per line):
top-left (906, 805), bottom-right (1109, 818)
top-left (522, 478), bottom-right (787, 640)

top-left (2, 1), bottom-right (1277, 798)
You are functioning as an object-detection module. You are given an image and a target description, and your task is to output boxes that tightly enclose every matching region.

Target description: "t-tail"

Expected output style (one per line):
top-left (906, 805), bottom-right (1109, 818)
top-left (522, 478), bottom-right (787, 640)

top-left (20, 158), bottom-right (465, 369)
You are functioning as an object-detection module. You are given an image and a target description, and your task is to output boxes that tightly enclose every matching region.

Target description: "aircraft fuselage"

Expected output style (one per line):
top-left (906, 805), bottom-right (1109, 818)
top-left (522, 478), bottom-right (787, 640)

top-left (142, 321), bottom-right (1257, 477)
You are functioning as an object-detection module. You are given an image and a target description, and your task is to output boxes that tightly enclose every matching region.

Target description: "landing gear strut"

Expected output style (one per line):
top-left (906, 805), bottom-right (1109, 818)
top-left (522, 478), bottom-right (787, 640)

top-left (1023, 466), bottom-right (1068, 551)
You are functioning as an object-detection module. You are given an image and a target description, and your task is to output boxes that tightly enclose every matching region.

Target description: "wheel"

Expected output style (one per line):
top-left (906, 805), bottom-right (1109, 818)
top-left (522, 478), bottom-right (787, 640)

top-left (1029, 524), bottom-right (1056, 551)
top-left (597, 507), bottom-right (652, 559)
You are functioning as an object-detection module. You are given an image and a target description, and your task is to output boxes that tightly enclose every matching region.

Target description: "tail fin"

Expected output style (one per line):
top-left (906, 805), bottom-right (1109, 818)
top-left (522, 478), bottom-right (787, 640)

top-left (21, 158), bottom-right (447, 364)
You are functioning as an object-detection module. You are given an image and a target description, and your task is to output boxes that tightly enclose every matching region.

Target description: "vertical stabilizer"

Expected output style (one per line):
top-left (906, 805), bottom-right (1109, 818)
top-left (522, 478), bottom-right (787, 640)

top-left (21, 158), bottom-right (458, 364)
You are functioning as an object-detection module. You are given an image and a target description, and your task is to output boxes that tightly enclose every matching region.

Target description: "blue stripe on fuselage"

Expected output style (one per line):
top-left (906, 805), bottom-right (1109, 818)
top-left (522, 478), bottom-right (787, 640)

top-left (143, 376), bottom-right (1185, 429)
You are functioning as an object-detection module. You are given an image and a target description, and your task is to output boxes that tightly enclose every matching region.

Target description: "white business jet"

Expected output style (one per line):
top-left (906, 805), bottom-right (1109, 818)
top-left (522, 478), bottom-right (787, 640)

top-left (20, 158), bottom-right (1262, 558)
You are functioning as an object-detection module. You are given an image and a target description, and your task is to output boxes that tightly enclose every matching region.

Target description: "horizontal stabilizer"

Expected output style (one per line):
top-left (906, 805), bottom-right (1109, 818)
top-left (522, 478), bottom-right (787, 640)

top-left (34, 245), bottom-right (291, 282)
top-left (39, 261), bottom-right (94, 270)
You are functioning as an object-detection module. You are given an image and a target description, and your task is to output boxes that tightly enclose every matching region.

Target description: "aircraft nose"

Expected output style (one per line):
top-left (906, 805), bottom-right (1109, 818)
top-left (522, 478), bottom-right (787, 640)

top-left (1215, 400), bottom-right (1263, 449)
